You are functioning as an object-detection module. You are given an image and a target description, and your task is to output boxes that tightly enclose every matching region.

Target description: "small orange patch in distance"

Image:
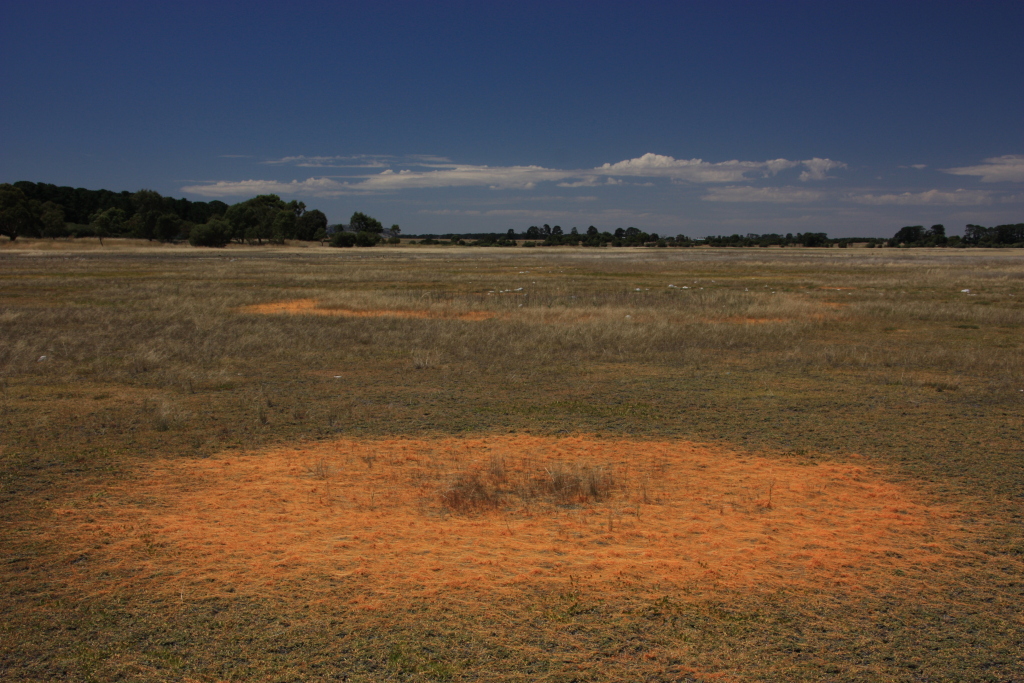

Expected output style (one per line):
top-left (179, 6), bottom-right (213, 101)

top-left (242, 298), bottom-right (495, 321)
top-left (55, 436), bottom-right (963, 605)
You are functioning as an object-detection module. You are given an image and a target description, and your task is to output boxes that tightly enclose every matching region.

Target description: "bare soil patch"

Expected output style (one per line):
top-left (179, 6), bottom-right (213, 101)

top-left (53, 436), bottom-right (964, 609)
top-left (242, 298), bottom-right (496, 320)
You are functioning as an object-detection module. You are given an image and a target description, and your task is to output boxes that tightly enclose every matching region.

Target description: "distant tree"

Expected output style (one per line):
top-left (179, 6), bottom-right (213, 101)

top-left (189, 217), bottom-right (233, 247)
top-left (270, 209), bottom-right (297, 244)
top-left (295, 209), bottom-right (328, 241)
top-left (542, 224), bottom-right (552, 236)
top-left (390, 224), bottom-right (401, 236)
top-left (330, 231), bottom-right (356, 247)
top-left (890, 225), bottom-right (924, 246)
top-left (355, 231), bottom-right (380, 247)
top-left (614, 228), bottom-right (625, 238)
top-left (507, 228), bottom-right (516, 240)
top-left (40, 202), bottom-right (66, 240)
top-left (90, 207), bottom-right (125, 245)
top-left (0, 184), bottom-right (35, 241)
top-left (799, 232), bottom-right (829, 247)
top-left (132, 189), bottom-right (164, 240)
top-left (350, 212), bottom-right (384, 234)
top-left (570, 226), bottom-right (579, 235)
top-left (314, 226), bottom-right (328, 245)
top-left (526, 225), bottom-right (541, 239)
top-left (155, 213), bottom-right (183, 242)
top-left (587, 226), bottom-right (598, 236)
top-left (552, 225), bottom-right (563, 236)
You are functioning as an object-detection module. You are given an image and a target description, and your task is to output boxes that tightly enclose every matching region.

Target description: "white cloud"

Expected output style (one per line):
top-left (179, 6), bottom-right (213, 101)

top-left (943, 155), bottom-right (1024, 183)
top-left (702, 186), bottom-right (825, 203)
top-left (262, 155), bottom-right (394, 168)
top-left (355, 164), bottom-right (574, 190)
top-left (799, 157), bottom-right (846, 181)
top-left (849, 189), bottom-right (994, 205)
top-left (184, 152), bottom-right (847, 197)
top-left (180, 177), bottom-right (352, 198)
top-left (592, 153), bottom-right (806, 183)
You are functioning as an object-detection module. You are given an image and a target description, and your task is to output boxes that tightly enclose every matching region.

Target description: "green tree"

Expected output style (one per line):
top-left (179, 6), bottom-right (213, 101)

top-left (225, 194), bottom-right (289, 245)
top-left (350, 212), bottom-right (384, 234)
top-left (132, 189), bottom-right (164, 240)
top-left (330, 230), bottom-right (356, 247)
top-left (90, 207), bottom-right (126, 245)
top-left (40, 202), bottom-right (67, 240)
top-left (295, 209), bottom-right (328, 241)
top-left (890, 225), bottom-right (924, 247)
top-left (0, 184), bottom-right (35, 241)
top-left (270, 209), bottom-right (296, 244)
top-left (155, 213), bottom-right (183, 242)
top-left (355, 231), bottom-right (380, 247)
top-left (189, 217), bottom-right (233, 247)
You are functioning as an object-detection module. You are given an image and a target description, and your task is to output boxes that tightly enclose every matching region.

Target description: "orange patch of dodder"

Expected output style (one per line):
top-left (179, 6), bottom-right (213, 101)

top-left (54, 436), bottom-right (962, 607)
top-left (242, 298), bottom-right (496, 321)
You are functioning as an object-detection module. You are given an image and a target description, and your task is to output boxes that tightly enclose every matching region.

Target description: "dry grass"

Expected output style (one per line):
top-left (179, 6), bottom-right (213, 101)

top-left (1, 245), bottom-right (1023, 681)
top-left (50, 436), bottom-right (972, 610)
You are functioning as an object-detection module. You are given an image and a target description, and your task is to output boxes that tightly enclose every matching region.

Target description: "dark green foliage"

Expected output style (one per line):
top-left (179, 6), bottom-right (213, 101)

top-left (295, 209), bottom-right (328, 241)
top-left (188, 217), bottom-right (233, 247)
top-left (350, 211), bottom-right (384, 234)
top-left (270, 209), bottom-right (296, 244)
top-left (89, 207), bottom-right (126, 243)
top-left (0, 183), bottom-right (36, 240)
top-left (963, 222), bottom-right (1024, 246)
top-left (355, 231), bottom-right (381, 247)
top-left (40, 202), bottom-right (66, 239)
top-left (13, 181), bottom-right (227, 227)
top-left (330, 230), bottom-right (356, 247)
top-left (155, 213), bottom-right (184, 242)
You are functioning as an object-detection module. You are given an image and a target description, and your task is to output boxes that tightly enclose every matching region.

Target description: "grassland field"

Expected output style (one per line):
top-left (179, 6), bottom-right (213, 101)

top-left (1, 239), bottom-right (1023, 681)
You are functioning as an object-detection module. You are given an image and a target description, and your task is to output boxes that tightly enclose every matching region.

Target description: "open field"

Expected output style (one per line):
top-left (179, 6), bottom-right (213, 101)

top-left (2, 244), bottom-right (1023, 681)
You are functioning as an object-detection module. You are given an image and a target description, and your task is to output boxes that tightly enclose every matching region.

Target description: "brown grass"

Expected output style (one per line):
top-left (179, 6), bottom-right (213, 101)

top-left (243, 298), bottom-right (497, 320)
top-left (52, 436), bottom-right (965, 609)
top-left (3, 246), bottom-right (1024, 681)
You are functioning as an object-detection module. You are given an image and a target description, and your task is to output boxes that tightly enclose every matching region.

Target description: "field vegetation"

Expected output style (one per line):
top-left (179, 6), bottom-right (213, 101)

top-left (1, 243), bottom-right (1022, 681)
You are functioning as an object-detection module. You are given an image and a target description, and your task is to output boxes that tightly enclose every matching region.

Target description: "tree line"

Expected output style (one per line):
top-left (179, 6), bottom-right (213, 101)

top-left (888, 223), bottom-right (1024, 248)
top-left (0, 181), bottom-right (416, 249)
top-left (406, 226), bottom-right (850, 248)
top-left (0, 182), bottom-right (333, 246)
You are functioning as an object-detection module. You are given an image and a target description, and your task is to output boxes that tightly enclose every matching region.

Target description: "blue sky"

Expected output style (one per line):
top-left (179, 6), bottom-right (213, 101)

top-left (2, 1), bottom-right (1022, 237)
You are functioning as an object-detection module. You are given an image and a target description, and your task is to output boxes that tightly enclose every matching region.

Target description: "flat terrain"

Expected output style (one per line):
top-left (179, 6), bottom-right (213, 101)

top-left (1, 243), bottom-right (1023, 681)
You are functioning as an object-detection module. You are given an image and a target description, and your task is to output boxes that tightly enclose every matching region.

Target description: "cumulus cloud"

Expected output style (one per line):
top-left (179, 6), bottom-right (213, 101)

top-left (849, 189), bottom-right (993, 205)
top-left (799, 157), bottom-right (846, 181)
top-left (943, 155), bottom-right (1024, 183)
top-left (702, 186), bottom-right (826, 203)
top-left (592, 153), bottom-right (807, 183)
